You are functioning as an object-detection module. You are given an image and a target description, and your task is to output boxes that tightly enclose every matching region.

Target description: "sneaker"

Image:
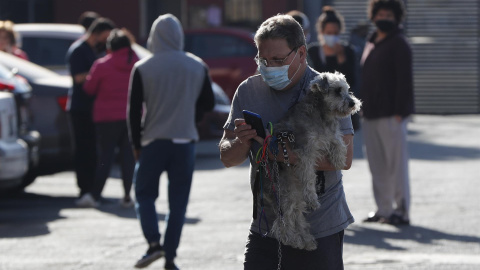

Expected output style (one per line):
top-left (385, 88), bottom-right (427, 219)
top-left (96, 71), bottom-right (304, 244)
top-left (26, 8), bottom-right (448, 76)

top-left (164, 260), bottom-right (180, 270)
top-left (384, 213), bottom-right (410, 226)
top-left (75, 193), bottom-right (99, 208)
top-left (120, 197), bottom-right (135, 208)
top-left (135, 244), bottom-right (165, 268)
top-left (363, 211), bottom-right (385, 222)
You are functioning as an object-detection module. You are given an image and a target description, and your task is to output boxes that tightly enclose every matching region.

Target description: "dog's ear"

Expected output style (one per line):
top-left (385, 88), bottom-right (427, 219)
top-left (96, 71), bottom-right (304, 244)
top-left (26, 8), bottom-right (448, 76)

top-left (310, 74), bottom-right (330, 93)
top-left (320, 76), bottom-right (329, 90)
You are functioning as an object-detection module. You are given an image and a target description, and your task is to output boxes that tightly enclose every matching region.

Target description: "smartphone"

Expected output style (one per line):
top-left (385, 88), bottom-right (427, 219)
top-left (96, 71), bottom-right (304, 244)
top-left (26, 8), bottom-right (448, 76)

top-left (242, 110), bottom-right (266, 138)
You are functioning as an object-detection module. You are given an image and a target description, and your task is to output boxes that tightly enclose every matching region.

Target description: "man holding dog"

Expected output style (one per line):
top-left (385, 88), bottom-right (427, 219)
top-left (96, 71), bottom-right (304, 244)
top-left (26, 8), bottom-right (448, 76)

top-left (219, 14), bottom-right (355, 269)
top-left (360, 0), bottom-right (414, 226)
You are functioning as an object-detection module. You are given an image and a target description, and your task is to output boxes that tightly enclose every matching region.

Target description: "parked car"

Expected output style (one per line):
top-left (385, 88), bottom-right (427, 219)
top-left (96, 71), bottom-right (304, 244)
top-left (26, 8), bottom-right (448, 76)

top-left (0, 91), bottom-right (29, 192)
top-left (0, 51), bottom-right (73, 172)
top-left (14, 24), bottom-right (256, 99)
top-left (197, 82), bottom-right (231, 140)
top-left (12, 24), bottom-right (231, 140)
top-left (14, 23), bottom-right (151, 75)
top-left (0, 62), bottom-right (40, 188)
top-left (184, 27), bottom-right (258, 100)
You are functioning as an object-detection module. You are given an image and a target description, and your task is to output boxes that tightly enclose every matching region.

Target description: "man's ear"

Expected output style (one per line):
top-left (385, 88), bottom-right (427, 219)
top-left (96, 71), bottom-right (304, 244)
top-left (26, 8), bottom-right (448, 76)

top-left (299, 45), bottom-right (307, 62)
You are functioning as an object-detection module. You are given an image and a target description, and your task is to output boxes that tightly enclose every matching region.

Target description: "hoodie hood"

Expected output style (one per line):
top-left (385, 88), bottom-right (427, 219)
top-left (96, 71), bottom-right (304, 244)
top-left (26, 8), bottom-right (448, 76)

top-left (147, 14), bottom-right (184, 54)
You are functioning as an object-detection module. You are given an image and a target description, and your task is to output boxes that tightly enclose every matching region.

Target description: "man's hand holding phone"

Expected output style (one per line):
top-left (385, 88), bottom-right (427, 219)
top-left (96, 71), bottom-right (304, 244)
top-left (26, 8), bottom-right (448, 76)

top-left (234, 110), bottom-right (266, 145)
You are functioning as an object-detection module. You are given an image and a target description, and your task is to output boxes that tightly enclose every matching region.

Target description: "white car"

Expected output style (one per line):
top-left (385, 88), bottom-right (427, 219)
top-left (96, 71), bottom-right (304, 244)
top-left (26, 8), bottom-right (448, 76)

top-left (0, 92), bottom-right (28, 191)
top-left (14, 23), bottom-right (151, 75)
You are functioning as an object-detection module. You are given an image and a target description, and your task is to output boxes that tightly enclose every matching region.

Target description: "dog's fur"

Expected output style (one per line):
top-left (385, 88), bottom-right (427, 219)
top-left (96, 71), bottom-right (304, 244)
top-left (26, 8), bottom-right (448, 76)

top-left (270, 72), bottom-right (361, 250)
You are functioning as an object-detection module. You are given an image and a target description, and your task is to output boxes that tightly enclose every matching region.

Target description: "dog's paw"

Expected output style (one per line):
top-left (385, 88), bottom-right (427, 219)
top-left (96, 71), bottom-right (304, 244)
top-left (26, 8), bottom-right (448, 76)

top-left (291, 232), bottom-right (318, 251)
top-left (332, 157), bottom-right (347, 170)
top-left (303, 237), bottom-right (318, 251)
top-left (306, 197), bottom-right (320, 211)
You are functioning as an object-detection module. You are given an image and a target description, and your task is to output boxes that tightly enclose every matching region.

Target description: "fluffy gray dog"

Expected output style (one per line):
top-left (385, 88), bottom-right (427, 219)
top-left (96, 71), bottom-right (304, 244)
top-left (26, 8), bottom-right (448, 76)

top-left (271, 71), bottom-right (361, 250)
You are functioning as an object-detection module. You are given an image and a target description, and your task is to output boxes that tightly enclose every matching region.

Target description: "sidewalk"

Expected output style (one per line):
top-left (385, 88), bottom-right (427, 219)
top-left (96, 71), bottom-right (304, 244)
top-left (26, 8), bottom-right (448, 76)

top-left (0, 114), bottom-right (479, 270)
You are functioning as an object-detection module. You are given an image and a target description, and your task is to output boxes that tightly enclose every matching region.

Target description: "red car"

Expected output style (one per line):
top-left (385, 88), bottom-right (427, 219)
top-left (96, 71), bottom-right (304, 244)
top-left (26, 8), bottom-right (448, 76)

top-left (185, 28), bottom-right (258, 100)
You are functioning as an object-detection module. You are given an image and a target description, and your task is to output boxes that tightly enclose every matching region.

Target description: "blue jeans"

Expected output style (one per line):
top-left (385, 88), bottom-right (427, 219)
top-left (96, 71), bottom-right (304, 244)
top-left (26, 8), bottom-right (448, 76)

top-left (134, 139), bottom-right (195, 261)
top-left (244, 230), bottom-right (345, 270)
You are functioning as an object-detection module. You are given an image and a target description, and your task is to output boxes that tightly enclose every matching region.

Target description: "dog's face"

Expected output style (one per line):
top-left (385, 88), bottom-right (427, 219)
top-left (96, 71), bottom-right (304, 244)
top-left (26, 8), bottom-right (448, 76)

top-left (310, 72), bottom-right (362, 117)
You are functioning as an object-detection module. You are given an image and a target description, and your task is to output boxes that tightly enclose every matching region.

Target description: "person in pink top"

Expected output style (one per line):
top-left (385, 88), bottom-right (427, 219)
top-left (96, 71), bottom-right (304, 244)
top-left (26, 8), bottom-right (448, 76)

top-left (83, 28), bottom-right (139, 207)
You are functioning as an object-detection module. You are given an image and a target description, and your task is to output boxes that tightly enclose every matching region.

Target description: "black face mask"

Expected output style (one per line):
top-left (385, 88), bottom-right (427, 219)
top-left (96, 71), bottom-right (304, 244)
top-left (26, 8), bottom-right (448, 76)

top-left (375, 20), bottom-right (396, 32)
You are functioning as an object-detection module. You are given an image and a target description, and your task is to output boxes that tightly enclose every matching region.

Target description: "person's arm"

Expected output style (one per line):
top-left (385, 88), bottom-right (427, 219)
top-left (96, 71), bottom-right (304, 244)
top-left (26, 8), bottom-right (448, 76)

top-left (73, 73), bottom-right (89, 84)
top-left (393, 37), bottom-right (414, 120)
top-left (315, 134), bottom-right (353, 170)
top-left (219, 118), bottom-right (259, 168)
top-left (127, 67), bottom-right (144, 160)
top-left (83, 61), bottom-right (101, 96)
top-left (195, 68), bottom-right (215, 122)
top-left (270, 134), bottom-right (353, 171)
top-left (68, 46), bottom-right (90, 85)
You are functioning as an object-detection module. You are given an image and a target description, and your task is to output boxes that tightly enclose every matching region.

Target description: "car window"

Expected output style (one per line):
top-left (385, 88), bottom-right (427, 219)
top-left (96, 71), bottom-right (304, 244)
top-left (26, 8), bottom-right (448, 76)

top-left (21, 37), bottom-right (75, 67)
top-left (185, 34), bottom-right (256, 59)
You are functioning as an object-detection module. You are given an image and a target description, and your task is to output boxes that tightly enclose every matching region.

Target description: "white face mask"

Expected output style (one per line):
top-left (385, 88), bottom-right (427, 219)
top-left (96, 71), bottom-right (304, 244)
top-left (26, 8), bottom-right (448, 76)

top-left (257, 50), bottom-right (301, 90)
top-left (322, 34), bottom-right (340, 47)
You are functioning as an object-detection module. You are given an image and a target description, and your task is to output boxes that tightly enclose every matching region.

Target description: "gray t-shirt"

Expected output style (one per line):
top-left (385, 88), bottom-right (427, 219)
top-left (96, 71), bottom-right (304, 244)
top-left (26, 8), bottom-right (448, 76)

top-left (224, 66), bottom-right (354, 239)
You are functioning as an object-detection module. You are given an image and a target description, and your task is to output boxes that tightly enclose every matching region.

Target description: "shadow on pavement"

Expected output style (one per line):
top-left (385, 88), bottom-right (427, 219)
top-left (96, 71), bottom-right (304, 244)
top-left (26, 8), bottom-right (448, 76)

top-left (96, 200), bottom-right (201, 225)
top-left (352, 129), bottom-right (480, 161)
top-left (0, 192), bottom-right (200, 239)
top-left (345, 224), bottom-right (480, 250)
top-left (0, 192), bottom-right (72, 238)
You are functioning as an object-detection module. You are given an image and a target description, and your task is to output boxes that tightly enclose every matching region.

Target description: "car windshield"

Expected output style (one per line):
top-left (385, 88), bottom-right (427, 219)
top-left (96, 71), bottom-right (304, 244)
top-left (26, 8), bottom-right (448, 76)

top-left (0, 51), bottom-right (59, 80)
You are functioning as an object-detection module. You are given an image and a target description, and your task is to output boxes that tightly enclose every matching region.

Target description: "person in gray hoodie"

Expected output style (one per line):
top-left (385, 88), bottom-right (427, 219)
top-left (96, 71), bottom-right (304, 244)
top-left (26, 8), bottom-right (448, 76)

top-left (127, 14), bottom-right (214, 270)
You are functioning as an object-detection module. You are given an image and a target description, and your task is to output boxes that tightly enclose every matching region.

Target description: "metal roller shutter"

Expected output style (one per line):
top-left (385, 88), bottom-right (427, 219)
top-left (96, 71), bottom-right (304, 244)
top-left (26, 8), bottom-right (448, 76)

top-left (331, 0), bottom-right (480, 114)
top-left (407, 0), bottom-right (479, 113)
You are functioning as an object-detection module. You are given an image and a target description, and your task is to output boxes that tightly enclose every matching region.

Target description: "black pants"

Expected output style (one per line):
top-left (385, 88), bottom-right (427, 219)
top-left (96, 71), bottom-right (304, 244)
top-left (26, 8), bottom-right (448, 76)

top-left (244, 230), bottom-right (344, 270)
top-left (92, 121), bottom-right (135, 200)
top-left (70, 111), bottom-right (97, 196)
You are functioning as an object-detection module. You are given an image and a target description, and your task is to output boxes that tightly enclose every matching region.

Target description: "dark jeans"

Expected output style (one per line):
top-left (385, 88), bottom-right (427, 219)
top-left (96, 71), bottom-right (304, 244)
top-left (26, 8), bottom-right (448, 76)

top-left (92, 121), bottom-right (135, 200)
top-left (70, 111), bottom-right (96, 196)
top-left (244, 230), bottom-right (345, 270)
top-left (134, 139), bottom-right (195, 261)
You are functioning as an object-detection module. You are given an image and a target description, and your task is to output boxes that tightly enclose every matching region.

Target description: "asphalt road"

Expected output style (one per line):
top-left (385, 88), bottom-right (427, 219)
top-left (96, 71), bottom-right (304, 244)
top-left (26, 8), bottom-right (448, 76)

top-left (1, 114), bottom-right (479, 270)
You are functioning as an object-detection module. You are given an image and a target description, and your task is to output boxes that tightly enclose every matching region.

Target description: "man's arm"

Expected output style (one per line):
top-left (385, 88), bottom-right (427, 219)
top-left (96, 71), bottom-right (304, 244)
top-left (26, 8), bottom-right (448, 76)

top-left (127, 67), bottom-right (144, 160)
top-left (219, 119), bottom-right (258, 168)
top-left (271, 134), bottom-right (353, 171)
top-left (315, 134), bottom-right (354, 171)
top-left (74, 72), bottom-right (89, 84)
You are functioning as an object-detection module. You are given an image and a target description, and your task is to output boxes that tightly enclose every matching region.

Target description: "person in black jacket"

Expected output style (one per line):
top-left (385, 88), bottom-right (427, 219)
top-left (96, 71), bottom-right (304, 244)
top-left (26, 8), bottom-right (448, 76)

top-left (360, 0), bottom-right (414, 226)
top-left (307, 6), bottom-right (359, 130)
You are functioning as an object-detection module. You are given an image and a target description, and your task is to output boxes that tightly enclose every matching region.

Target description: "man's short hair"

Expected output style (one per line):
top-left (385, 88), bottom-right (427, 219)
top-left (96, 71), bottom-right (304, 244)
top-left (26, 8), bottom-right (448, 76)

top-left (254, 14), bottom-right (306, 50)
top-left (87, 17), bottom-right (116, 35)
top-left (368, 0), bottom-right (406, 23)
top-left (78, 11), bottom-right (100, 30)
top-left (107, 29), bottom-right (131, 51)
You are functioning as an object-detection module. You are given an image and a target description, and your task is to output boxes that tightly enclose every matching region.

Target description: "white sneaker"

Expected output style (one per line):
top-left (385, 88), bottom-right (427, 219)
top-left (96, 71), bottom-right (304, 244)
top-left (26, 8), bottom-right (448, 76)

top-left (75, 193), bottom-right (98, 208)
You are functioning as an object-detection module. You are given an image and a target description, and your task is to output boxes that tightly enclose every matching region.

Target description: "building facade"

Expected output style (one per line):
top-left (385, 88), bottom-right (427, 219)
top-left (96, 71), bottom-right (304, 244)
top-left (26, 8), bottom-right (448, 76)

top-left (1, 0), bottom-right (478, 113)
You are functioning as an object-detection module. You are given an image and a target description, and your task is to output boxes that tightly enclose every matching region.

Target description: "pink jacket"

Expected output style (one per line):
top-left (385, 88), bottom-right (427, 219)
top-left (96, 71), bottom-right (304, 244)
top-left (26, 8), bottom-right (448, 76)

top-left (84, 47), bottom-right (139, 123)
